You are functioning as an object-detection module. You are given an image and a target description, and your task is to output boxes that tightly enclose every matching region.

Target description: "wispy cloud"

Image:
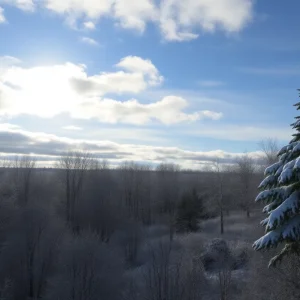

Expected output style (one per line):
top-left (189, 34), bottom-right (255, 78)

top-left (0, 7), bottom-right (5, 23)
top-left (80, 36), bottom-right (99, 46)
top-left (62, 125), bottom-right (83, 131)
top-left (1, 0), bottom-right (34, 11)
top-left (188, 124), bottom-right (293, 142)
top-left (83, 21), bottom-right (96, 30)
top-left (197, 80), bottom-right (225, 87)
top-left (240, 66), bottom-right (300, 76)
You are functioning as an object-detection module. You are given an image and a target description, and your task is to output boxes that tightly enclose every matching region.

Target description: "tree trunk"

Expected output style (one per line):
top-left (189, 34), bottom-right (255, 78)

top-left (220, 207), bottom-right (224, 235)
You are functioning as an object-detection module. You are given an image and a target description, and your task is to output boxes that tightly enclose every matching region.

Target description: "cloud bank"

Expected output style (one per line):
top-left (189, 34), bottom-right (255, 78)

top-left (0, 125), bottom-right (263, 168)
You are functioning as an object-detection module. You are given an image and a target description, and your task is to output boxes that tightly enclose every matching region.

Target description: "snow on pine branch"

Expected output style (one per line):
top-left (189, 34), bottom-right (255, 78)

top-left (264, 161), bottom-right (283, 176)
top-left (278, 143), bottom-right (297, 156)
top-left (294, 157), bottom-right (300, 170)
top-left (255, 186), bottom-right (292, 203)
top-left (264, 191), bottom-right (300, 231)
top-left (254, 215), bottom-right (300, 251)
top-left (278, 159), bottom-right (296, 184)
top-left (258, 175), bottom-right (277, 189)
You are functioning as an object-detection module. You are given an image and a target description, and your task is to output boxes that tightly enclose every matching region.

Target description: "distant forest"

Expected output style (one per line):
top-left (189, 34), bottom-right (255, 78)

top-left (0, 145), bottom-right (299, 300)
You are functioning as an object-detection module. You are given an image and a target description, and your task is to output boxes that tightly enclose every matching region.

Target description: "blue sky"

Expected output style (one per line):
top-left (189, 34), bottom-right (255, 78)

top-left (0, 0), bottom-right (299, 168)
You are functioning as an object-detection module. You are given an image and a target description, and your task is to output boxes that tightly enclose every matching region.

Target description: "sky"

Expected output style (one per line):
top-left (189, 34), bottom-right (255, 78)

top-left (0, 0), bottom-right (299, 168)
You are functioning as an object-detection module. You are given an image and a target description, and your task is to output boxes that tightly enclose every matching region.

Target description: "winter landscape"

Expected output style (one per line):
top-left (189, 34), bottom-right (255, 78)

top-left (0, 1), bottom-right (299, 299)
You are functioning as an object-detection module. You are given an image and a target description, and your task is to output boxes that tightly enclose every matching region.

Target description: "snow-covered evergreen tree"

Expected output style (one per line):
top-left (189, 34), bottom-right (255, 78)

top-left (254, 93), bottom-right (300, 266)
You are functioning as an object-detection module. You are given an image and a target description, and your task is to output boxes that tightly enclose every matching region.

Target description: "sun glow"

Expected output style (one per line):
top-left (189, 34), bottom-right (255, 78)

top-left (3, 63), bottom-right (83, 117)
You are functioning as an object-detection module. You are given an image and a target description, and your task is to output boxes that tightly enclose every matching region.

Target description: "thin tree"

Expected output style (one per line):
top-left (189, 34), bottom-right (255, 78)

top-left (235, 154), bottom-right (256, 217)
top-left (211, 159), bottom-right (226, 234)
top-left (57, 151), bottom-right (92, 231)
top-left (12, 155), bottom-right (36, 205)
top-left (258, 138), bottom-right (280, 166)
top-left (156, 163), bottom-right (181, 241)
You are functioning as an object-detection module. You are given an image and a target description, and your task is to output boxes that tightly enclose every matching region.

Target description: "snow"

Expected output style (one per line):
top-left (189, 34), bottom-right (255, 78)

top-left (278, 145), bottom-right (289, 156)
top-left (254, 215), bottom-right (300, 250)
top-left (264, 161), bottom-right (282, 176)
top-left (255, 190), bottom-right (271, 202)
top-left (253, 230), bottom-right (281, 250)
top-left (278, 143), bottom-right (296, 156)
top-left (265, 191), bottom-right (299, 230)
top-left (275, 165), bottom-right (284, 176)
top-left (279, 151), bottom-right (293, 163)
top-left (281, 215), bottom-right (300, 240)
top-left (263, 202), bottom-right (277, 214)
top-left (256, 188), bottom-right (283, 203)
top-left (278, 168), bottom-right (293, 184)
top-left (260, 217), bottom-right (269, 227)
top-left (277, 159), bottom-right (297, 184)
top-left (258, 175), bottom-right (277, 189)
top-left (292, 142), bottom-right (300, 153)
top-left (294, 157), bottom-right (300, 170)
top-left (291, 135), bottom-right (300, 143)
top-left (283, 159), bottom-right (297, 170)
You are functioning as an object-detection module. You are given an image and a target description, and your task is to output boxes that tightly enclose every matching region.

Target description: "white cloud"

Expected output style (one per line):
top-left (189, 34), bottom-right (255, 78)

top-left (0, 6), bottom-right (5, 23)
top-left (0, 56), bottom-right (22, 67)
top-left (71, 96), bottom-right (223, 125)
top-left (62, 125), bottom-right (83, 131)
top-left (80, 36), bottom-right (99, 46)
top-left (113, 0), bottom-right (157, 32)
top-left (43, 0), bottom-right (112, 19)
top-left (83, 21), bottom-right (96, 30)
top-left (198, 80), bottom-right (225, 87)
top-left (0, 56), bottom-right (221, 124)
top-left (2, 0), bottom-right (254, 42)
top-left (116, 56), bottom-right (163, 86)
top-left (0, 123), bottom-right (21, 130)
top-left (0, 0), bottom-right (34, 11)
top-left (159, 0), bottom-right (253, 41)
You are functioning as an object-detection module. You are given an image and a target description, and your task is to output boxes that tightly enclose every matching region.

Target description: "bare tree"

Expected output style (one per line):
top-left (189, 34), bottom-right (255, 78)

top-left (218, 265), bottom-right (232, 300)
top-left (258, 138), bottom-right (280, 166)
top-left (90, 158), bottom-right (110, 170)
top-left (57, 151), bottom-right (92, 231)
top-left (142, 240), bottom-right (206, 300)
top-left (12, 155), bottom-right (36, 205)
top-left (235, 154), bottom-right (256, 217)
top-left (0, 157), bottom-right (11, 169)
top-left (0, 204), bottom-right (62, 300)
top-left (211, 160), bottom-right (226, 234)
top-left (119, 162), bottom-right (154, 223)
top-left (44, 232), bottom-right (123, 300)
top-left (78, 164), bottom-right (123, 243)
top-left (156, 163), bottom-right (181, 241)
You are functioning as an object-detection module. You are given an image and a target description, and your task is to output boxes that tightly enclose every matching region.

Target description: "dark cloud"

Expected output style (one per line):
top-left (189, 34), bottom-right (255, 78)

top-left (69, 78), bottom-right (98, 95)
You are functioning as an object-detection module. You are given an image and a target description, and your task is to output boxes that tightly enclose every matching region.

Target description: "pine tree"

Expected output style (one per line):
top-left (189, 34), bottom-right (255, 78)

top-left (176, 188), bottom-right (204, 232)
top-left (253, 91), bottom-right (300, 266)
